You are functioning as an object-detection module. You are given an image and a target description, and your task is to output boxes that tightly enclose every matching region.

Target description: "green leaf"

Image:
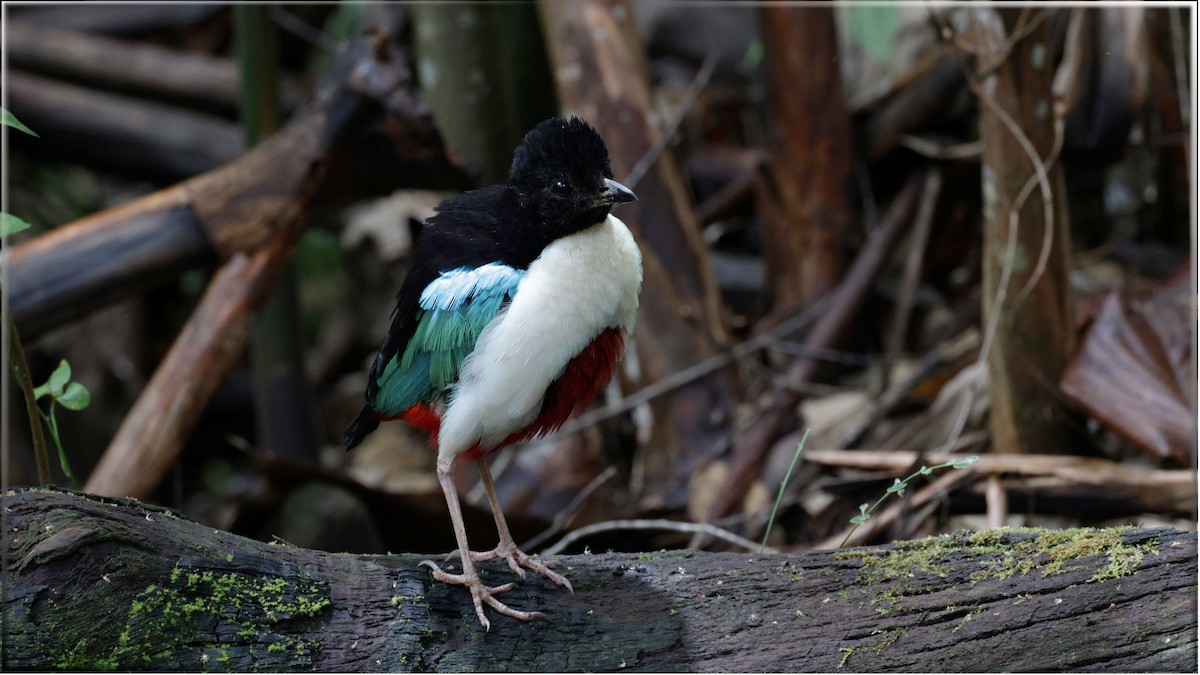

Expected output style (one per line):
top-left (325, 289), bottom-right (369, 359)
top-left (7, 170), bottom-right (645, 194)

top-left (58, 382), bottom-right (91, 411)
top-left (849, 514), bottom-right (870, 526)
top-left (46, 360), bottom-right (71, 398)
top-left (2, 107), bottom-right (39, 137)
top-left (952, 456), bottom-right (981, 469)
top-left (919, 466), bottom-right (933, 476)
top-left (1, 213), bottom-right (32, 238)
top-left (885, 478), bottom-right (905, 495)
top-left (33, 382), bottom-right (50, 400)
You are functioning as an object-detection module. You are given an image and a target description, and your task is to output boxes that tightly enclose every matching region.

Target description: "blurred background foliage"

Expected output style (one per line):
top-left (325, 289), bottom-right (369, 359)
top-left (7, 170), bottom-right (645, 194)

top-left (2, 2), bottom-right (1193, 556)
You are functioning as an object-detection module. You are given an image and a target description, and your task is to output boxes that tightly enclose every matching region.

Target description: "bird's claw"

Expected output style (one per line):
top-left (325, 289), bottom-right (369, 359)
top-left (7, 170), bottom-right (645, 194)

top-left (470, 544), bottom-right (573, 592)
top-left (419, 559), bottom-right (540, 630)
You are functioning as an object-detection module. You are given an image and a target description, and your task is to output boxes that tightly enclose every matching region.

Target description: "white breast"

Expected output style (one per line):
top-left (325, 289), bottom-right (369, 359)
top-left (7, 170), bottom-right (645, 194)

top-left (437, 214), bottom-right (643, 459)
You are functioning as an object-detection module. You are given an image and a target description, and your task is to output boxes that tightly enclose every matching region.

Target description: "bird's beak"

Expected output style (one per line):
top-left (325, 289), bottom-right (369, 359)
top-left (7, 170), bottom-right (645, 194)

top-left (603, 178), bottom-right (638, 205)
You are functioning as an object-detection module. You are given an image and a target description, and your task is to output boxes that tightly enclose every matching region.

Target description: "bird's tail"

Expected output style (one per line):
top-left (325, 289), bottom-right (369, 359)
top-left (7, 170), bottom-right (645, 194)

top-left (344, 406), bottom-right (380, 451)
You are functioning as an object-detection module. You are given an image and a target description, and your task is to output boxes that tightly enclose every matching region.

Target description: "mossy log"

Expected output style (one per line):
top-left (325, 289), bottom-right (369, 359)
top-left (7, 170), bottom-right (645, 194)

top-left (2, 487), bottom-right (1194, 672)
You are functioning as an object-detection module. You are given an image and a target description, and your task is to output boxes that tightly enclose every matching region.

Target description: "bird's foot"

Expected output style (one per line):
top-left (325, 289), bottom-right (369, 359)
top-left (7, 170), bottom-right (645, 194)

top-left (418, 559), bottom-right (544, 630)
top-left (470, 543), bottom-right (574, 593)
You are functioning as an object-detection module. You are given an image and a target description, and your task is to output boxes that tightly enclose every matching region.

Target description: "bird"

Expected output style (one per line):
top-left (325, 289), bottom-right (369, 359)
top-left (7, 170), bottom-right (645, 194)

top-left (344, 117), bottom-right (643, 630)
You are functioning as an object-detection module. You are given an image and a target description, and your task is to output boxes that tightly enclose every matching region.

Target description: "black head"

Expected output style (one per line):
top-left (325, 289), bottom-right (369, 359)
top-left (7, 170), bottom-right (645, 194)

top-left (508, 117), bottom-right (636, 236)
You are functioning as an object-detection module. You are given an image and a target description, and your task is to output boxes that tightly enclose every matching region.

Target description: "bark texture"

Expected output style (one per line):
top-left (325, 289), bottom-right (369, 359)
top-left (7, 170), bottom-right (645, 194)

top-left (977, 9), bottom-right (1077, 455)
top-left (2, 488), bottom-right (1194, 672)
top-left (760, 4), bottom-right (854, 310)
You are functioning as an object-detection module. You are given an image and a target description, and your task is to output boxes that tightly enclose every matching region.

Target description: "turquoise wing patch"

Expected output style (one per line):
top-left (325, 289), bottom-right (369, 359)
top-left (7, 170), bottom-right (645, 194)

top-left (372, 264), bottom-right (523, 416)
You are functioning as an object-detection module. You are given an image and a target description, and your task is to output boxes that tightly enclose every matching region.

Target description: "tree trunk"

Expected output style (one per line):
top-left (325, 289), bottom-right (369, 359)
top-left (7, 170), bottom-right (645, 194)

top-left (760, 4), bottom-right (854, 311)
top-left (977, 8), bottom-right (1078, 455)
top-left (412, 3), bottom-right (555, 185)
top-left (2, 488), bottom-right (1193, 672)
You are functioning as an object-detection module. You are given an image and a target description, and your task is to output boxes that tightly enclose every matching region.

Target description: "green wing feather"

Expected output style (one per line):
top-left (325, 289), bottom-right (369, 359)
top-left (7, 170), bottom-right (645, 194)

top-left (371, 264), bottom-right (523, 416)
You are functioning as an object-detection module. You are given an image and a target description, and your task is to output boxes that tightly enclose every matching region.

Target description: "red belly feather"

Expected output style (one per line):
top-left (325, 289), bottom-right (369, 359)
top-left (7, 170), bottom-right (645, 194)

top-left (378, 327), bottom-right (626, 459)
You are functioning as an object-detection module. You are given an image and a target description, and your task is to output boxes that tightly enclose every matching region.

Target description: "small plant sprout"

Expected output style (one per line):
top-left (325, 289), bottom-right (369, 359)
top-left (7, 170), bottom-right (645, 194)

top-left (32, 360), bottom-right (92, 485)
top-left (760, 428), bottom-right (811, 553)
top-left (840, 455), bottom-right (980, 548)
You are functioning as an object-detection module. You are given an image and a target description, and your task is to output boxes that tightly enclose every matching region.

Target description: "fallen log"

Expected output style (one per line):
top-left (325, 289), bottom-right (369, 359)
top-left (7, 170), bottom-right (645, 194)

top-left (6, 20), bottom-right (307, 115)
top-left (2, 487), bottom-right (1194, 672)
top-left (8, 4), bottom-right (223, 37)
top-left (5, 30), bottom-right (468, 341)
top-left (6, 69), bottom-right (244, 181)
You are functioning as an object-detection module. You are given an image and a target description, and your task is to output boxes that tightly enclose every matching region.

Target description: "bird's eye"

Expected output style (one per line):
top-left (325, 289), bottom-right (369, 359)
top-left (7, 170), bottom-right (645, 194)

top-left (551, 179), bottom-right (571, 196)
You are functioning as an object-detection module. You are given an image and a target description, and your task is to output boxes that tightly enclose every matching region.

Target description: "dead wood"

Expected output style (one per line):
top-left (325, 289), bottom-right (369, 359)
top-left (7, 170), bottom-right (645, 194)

top-left (83, 235), bottom-right (296, 499)
top-left (72, 31), bottom-right (465, 500)
top-left (706, 175), bottom-right (925, 524)
top-left (760, 4), bottom-right (855, 309)
top-left (6, 69), bottom-right (244, 180)
top-left (5, 20), bottom-right (306, 115)
top-left (5, 31), bottom-right (467, 341)
top-left (8, 4), bottom-right (223, 37)
top-left (803, 450), bottom-right (1196, 522)
top-left (1060, 279), bottom-right (1193, 465)
top-left (976, 8), bottom-right (1078, 455)
top-left (539, 0), bottom-right (728, 345)
top-left (2, 487), bottom-right (1195, 672)
top-left (538, 0), bottom-right (739, 510)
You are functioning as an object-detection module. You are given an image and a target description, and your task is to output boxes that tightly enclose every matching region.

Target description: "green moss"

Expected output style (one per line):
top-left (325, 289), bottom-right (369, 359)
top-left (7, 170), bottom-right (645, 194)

top-left (96, 564), bottom-right (332, 669)
top-left (833, 527), bottom-right (1154, 589)
top-left (831, 527), bottom-right (1159, 633)
top-left (837, 628), bottom-right (904, 669)
top-left (952, 606), bottom-right (986, 633)
top-left (390, 594), bottom-right (424, 607)
top-left (54, 638), bottom-right (118, 671)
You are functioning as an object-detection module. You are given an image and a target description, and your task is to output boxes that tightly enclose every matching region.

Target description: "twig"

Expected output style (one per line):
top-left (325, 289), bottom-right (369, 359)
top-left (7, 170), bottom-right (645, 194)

top-left (985, 474), bottom-right (1008, 529)
top-left (523, 465), bottom-right (618, 552)
top-left (703, 175), bottom-right (926, 526)
top-left (271, 6), bottom-right (333, 51)
top-left (883, 168), bottom-right (942, 389)
top-left (897, 135), bottom-right (982, 160)
top-left (543, 518), bottom-right (773, 556)
top-left (834, 331), bottom-right (979, 451)
top-left (622, 52), bottom-right (718, 191)
top-left (765, 342), bottom-right (873, 367)
top-left (802, 448), bottom-right (1193, 488)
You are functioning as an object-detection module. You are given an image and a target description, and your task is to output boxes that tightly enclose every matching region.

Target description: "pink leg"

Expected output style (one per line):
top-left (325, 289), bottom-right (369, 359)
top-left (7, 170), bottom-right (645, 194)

top-left (470, 457), bottom-right (573, 593)
top-left (419, 457), bottom-right (542, 630)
